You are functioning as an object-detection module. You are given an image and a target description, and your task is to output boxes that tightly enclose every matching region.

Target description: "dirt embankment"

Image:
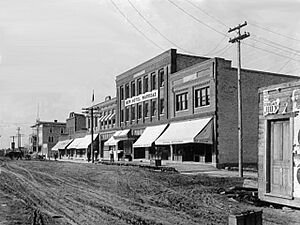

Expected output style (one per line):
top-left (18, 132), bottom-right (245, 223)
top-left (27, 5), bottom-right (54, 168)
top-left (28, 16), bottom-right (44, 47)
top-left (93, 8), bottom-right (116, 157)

top-left (0, 159), bottom-right (300, 225)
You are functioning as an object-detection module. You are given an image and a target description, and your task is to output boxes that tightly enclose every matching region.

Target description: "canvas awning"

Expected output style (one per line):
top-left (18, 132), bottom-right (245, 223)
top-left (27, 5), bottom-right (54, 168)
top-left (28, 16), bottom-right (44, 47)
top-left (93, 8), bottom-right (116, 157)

top-left (104, 136), bottom-right (120, 146)
top-left (67, 134), bottom-right (98, 149)
top-left (107, 112), bottom-right (115, 120)
top-left (52, 139), bottom-right (73, 151)
top-left (113, 129), bottom-right (130, 140)
top-left (133, 124), bottom-right (168, 148)
top-left (155, 117), bottom-right (213, 145)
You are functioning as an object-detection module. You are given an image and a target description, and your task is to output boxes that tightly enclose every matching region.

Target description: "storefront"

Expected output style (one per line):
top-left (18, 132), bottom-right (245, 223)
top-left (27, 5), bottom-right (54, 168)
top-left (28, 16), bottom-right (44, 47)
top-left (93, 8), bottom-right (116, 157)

top-left (52, 139), bottom-right (73, 158)
top-left (104, 129), bottom-right (134, 161)
top-left (155, 117), bottom-right (213, 162)
top-left (66, 134), bottom-right (98, 160)
top-left (258, 81), bottom-right (300, 208)
top-left (132, 124), bottom-right (168, 160)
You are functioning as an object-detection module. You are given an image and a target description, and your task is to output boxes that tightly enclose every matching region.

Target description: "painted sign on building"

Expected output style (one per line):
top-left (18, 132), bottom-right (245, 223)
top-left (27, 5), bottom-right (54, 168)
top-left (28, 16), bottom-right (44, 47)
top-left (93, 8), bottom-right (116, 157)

top-left (124, 89), bottom-right (158, 107)
top-left (263, 98), bottom-right (280, 116)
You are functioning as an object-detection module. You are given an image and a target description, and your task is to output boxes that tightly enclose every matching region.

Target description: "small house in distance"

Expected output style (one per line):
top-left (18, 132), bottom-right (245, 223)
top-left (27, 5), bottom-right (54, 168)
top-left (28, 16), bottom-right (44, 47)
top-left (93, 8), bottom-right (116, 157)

top-left (258, 80), bottom-right (300, 208)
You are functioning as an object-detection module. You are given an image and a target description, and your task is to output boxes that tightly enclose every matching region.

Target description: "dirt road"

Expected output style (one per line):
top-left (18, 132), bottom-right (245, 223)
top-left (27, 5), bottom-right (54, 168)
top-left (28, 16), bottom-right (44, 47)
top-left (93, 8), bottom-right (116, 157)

top-left (0, 159), bottom-right (300, 225)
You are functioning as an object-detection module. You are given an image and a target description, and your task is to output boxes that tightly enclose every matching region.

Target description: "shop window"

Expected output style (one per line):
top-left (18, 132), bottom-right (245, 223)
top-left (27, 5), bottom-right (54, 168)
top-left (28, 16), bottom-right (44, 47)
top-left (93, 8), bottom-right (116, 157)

top-left (152, 100), bottom-right (157, 116)
top-left (125, 83), bottom-right (130, 99)
top-left (120, 86), bottom-right (124, 100)
top-left (131, 105), bottom-right (135, 120)
top-left (151, 73), bottom-right (156, 90)
top-left (125, 107), bottom-right (129, 122)
top-left (137, 78), bottom-right (142, 95)
top-left (131, 81), bottom-right (136, 97)
top-left (195, 86), bottom-right (210, 108)
top-left (144, 75), bottom-right (149, 93)
top-left (176, 92), bottom-right (188, 111)
top-left (158, 68), bottom-right (164, 87)
top-left (138, 104), bottom-right (142, 119)
top-left (120, 109), bottom-right (124, 122)
top-left (160, 98), bottom-right (165, 114)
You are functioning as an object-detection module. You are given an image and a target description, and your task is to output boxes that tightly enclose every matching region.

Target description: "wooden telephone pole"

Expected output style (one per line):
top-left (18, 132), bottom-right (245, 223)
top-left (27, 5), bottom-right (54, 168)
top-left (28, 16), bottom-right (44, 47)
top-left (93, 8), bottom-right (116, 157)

top-left (228, 21), bottom-right (250, 178)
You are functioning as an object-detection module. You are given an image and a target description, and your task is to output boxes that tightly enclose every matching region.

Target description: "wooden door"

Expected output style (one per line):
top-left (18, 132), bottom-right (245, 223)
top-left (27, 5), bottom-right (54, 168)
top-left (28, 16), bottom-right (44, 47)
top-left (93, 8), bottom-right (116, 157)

top-left (270, 119), bottom-right (292, 197)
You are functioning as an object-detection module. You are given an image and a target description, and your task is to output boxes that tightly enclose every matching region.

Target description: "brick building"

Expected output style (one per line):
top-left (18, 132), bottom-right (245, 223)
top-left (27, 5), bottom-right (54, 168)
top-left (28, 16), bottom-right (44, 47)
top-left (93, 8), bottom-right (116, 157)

top-left (113, 49), bottom-right (299, 168)
top-left (86, 96), bottom-right (117, 159)
top-left (66, 112), bottom-right (86, 136)
top-left (31, 120), bottom-right (66, 158)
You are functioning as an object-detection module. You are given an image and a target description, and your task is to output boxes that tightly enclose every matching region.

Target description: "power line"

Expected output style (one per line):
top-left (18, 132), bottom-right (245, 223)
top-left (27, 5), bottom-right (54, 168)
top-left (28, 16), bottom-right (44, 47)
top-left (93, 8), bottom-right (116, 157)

top-left (203, 36), bottom-right (228, 56)
top-left (251, 36), bottom-right (300, 57)
top-left (183, 0), bottom-right (229, 28)
top-left (127, 0), bottom-right (197, 54)
top-left (249, 22), bottom-right (300, 43)
top-left (243, 42), bottom-right (300, 63)
top-left (110, 0), bottom-right (164, 51)
top-left (166, 0), bottom-right (228, 38)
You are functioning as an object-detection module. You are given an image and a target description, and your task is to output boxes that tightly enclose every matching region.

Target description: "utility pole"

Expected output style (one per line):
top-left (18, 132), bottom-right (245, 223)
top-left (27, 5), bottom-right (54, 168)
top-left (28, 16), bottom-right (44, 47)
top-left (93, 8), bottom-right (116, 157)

top-left (36, 103), bottom-right (40, 153)
top-left (10, 135), bottom-right (17, 151)
top-left (17, 127), bottom-right (24, 152)
top-left (228, 21), bottom-right (250, 178)
top-left (82, 91), bottom-right (99, 163)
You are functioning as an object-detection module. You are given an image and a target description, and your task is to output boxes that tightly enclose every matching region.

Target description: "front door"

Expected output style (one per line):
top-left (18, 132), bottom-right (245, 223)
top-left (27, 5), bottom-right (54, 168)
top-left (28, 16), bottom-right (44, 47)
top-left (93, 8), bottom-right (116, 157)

top-left (269, 119), bottom-right (292, 197)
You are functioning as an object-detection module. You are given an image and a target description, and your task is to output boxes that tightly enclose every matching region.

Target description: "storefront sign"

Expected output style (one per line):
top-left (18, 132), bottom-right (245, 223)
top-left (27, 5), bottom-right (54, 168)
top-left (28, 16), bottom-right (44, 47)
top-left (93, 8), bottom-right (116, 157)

top-left (124, 89), bottom-right (158, 107)
top-left (263, 99), bottom-right (280, 116)
top-left (292, 89), bottom-right (300, 112)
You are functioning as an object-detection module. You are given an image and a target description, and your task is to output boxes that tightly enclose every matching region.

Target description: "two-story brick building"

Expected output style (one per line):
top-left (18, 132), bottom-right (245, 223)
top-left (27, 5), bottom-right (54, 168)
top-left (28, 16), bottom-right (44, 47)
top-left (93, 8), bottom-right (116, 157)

top-left (113, 49), bottom-right (299, 168)
top-left (31, 120), bottom-right (66, 158)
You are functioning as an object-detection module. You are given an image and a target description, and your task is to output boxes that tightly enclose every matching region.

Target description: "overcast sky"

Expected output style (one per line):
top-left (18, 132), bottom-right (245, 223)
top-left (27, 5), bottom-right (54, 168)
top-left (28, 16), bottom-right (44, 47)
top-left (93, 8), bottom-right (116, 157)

top-left (0, 0), bottom-right (300, 149)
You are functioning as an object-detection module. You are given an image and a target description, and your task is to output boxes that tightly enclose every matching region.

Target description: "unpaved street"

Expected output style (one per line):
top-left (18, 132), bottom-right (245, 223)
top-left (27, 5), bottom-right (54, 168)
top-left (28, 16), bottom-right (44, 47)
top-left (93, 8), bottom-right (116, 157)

top-left (1, 159), bottom-right (300, 225)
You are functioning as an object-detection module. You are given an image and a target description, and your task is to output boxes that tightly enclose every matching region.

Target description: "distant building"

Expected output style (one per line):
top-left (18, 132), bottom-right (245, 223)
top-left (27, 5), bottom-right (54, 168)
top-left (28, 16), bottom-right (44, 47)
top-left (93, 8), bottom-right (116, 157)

top-left (66, 112), bottom-right (86, 136)
top-left (31, 120), bottom-right (66, 158)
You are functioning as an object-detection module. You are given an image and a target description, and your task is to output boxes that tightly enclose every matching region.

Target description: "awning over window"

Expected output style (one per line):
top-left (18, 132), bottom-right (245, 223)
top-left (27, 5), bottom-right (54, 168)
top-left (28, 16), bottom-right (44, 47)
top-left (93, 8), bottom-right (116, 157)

top-left (155, 117), bottom-right (213, 145)
top-left (52, 139), bottom-right (73, 151)
top-left (100, 114), bottom-right (109, 122)
top-left (113, 129), bottom-right (130, 140)
top-left (107, 112), bottom-right (115, 120)
top-left (67, 134), bottom-right (98, 149)
top-left (104, 136), bottom-right (119, 146)
top-left (133, 124), bottom-right (168, 148)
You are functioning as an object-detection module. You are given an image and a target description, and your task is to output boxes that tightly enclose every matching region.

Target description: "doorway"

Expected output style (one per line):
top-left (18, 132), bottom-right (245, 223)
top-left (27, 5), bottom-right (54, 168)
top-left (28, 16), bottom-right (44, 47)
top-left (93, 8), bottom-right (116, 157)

top-left (267, 119), bottom-right (292, 197)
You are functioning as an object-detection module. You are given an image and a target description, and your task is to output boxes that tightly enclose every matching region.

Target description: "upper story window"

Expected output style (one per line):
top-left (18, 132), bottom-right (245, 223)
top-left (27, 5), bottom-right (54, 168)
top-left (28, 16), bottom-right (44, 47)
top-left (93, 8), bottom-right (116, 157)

top-left (120, 86), bottom-right (124, 100)
top-left (131, 105), bottom-right (135, 120)
top-left (60, 128), bottom-right (64, 134)
top-left (138, 104), bottom-right (142, 119)
top-left (125, 83), bottom-right (130, 99)
top-left (88, 118), bottom-right (91, 128)
top-left (195, 86), bottom-right (210, 108)
top-left (158, 68), bottom-right (164, 87)
top-left (176, 92), bottom-right (188, 111)
top-left (125, 107), bottom-right (129, 122)
top-left (137, 78), bottom-right (142, 95)
top-left (151, 100), bottom-right (157, 116)
top-left (131, 81), bottom-right (136, 97)
top-left (144, 102), bottom-right (149, 117)
top-left (160, 98), bottom-right (165, 114)
top-left (143, 75), bottom-right (149, 93)
top-left (94, 117), bottom-right (98, 127)
top-left (48, 136), bottom-right (54, 143)
top-left (49, 128), bottom-right (52, 133)
top-left (151, 72), bottom-right (156, 90)
top-left (120, 109), bottom-right (124, 123)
